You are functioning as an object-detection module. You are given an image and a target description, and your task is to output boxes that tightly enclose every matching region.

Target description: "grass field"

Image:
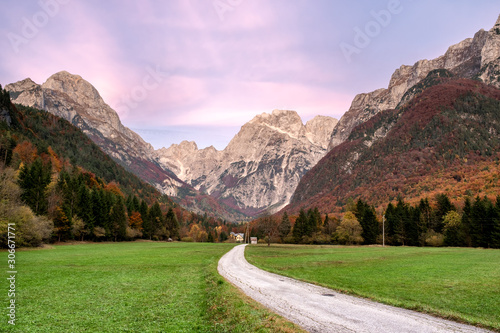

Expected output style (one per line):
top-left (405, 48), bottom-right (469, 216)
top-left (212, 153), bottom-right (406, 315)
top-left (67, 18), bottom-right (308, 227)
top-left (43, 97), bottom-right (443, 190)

top-left (246, 245), bottom-right (500, 331)
top-left (0, 242), bottom-right (303, 333)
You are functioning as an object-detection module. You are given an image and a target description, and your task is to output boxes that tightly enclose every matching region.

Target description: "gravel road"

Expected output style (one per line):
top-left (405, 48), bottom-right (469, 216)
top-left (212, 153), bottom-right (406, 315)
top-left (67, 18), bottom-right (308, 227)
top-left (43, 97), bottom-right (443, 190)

top-left (218, 244), bottom-right (493, 333)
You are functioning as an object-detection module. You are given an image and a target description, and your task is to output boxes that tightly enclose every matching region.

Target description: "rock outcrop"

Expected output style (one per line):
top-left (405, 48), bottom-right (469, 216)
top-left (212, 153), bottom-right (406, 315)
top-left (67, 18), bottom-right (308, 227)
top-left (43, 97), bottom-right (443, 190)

top-left (5, 71), bottom-right (183, 196)
top-left (156, 110), bottom-right (337, 214)
top-left (329, 14), bottom-right (500, 149)
top-left (6, 73), bottom-right (338, 218)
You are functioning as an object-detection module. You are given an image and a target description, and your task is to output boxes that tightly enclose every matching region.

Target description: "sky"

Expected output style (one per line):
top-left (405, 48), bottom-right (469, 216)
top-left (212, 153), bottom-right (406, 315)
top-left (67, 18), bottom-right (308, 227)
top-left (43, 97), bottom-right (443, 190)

top-left (1, 1), bottom-right (499, 150)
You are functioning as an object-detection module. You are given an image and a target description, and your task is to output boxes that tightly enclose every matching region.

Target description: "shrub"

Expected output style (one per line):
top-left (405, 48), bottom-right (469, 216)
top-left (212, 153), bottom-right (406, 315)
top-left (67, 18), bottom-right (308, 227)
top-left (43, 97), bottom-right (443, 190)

top-left (425, 231), bottom-right (444, 247)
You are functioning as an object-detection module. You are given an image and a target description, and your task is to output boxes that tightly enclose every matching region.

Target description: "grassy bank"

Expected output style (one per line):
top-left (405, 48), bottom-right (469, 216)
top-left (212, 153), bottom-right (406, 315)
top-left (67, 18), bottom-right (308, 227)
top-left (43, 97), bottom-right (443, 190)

top-left (246, 245), bottom-right (500, 331)
top-left (1, 242), bottom-right (303, 332)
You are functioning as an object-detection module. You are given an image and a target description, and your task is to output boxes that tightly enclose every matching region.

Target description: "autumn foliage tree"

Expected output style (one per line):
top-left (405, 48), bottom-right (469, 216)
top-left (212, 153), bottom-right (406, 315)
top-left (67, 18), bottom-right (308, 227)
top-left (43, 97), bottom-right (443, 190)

top-left (336, 212), bottom-right (363, 245)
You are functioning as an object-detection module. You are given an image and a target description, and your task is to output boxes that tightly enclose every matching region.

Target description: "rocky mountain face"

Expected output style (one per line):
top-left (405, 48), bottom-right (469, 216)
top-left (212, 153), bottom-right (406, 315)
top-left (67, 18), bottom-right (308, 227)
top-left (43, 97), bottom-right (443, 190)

top-left (5, 71), bottom-right (184, 196)
top-left (6, 73), bottom-right (337, 219)
top-left (288, 75), bottom-right (500, 214)
top-left (156, 110), bottom-right (337, 215)
top-left (328, 14), bottom-right (500, 149)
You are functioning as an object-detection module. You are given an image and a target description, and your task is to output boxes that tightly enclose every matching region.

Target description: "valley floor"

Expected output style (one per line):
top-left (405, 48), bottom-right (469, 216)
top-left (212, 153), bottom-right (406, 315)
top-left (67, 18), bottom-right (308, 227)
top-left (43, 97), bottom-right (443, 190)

top-left (219, 244), bottom-right (497, 333)
top-left (1, 242), bottom-right (302, 332)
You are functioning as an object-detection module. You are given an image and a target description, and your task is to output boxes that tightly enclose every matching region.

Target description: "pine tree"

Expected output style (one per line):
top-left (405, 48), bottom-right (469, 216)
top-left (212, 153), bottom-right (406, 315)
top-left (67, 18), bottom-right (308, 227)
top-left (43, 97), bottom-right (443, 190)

top-left (471, 196), bottom-right (487, 247)
top-left (149, 202), bottom-right (163, 240)
top-left (125, 195), bottom-right (134, 214)
top-left (77, 184), bottom-right (94, 231)
top-left (278, 212), bottom-right (291, 242)
top-left (18, 158), bottom-right (51, 215)
top-left (110, 197), bottom-right (127, 241)
top-left (385, 203), bottom-right (396, 244)
top-left (292, 209), bottom-right (307, 243)
top-left (385, 199), bottom-right (407, 245)
top-left (491, 196), bottom-right (500, 248)
top-left (91, 189), bottom-right (108, 239)
top-left (405, 206), bottom-right (420, 246)
top-left (207, 230), bottom-right (214, 243)
top-left (418, 198), bottom-right (432, 246)
top-left (57, 169), bottom-right (81, 221)
top-left (165, 207), bottom-right (179, 240)
top-left (355, 199), bottom-right (379, 245)
top-left (139, 200), bottom-right (151, 239)
top-left (131, 196), bottom-right (140, 213)
top-left (434, 193), bottom-right (455, 233)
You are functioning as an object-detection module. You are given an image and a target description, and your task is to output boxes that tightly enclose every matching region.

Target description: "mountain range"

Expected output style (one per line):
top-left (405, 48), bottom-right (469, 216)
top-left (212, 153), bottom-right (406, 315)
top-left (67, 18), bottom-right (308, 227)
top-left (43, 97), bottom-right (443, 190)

top-left (284, 15), bottom-right (500, 214)
top-left (5, 14), bottom-right (500, 221)
top-left (6, 73), bottom-right (337, 219)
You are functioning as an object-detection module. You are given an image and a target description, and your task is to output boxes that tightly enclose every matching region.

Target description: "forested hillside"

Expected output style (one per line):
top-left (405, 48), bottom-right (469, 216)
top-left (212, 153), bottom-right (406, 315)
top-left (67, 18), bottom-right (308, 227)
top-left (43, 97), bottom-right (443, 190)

top-left (253, 72), bottom-right (500, 248)
top-left (0, 86), bottom-right (240, 247)
top-left (290, 72), bottom-right (500, 213)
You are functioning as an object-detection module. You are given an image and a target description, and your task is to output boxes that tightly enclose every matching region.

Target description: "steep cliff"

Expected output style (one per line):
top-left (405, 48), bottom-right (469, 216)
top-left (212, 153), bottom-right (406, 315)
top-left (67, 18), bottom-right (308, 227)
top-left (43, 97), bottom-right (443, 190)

top-left (289, 76), bottom-right (500, 214)
top-left (329, 14), bottom-right (500, 149)
top-left (5, 71), bottom-right (184, 196)
top-left (156, 110), bottom-right (337, 215)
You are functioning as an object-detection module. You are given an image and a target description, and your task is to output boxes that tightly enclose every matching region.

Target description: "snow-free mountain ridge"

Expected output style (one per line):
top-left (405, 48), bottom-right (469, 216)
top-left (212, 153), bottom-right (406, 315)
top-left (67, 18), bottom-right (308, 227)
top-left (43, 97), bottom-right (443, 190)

top-left (156, 110), bottom-right (337, 215)
top-left (6, 73), bottom-right (337, 218)
top-left (328, 14), bottom-right (500, 150)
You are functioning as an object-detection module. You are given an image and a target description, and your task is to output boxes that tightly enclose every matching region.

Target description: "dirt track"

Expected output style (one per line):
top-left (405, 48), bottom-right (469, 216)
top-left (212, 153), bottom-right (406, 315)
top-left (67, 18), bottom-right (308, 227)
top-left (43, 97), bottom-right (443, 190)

top-left (218, 244), bottom-right (492, 333)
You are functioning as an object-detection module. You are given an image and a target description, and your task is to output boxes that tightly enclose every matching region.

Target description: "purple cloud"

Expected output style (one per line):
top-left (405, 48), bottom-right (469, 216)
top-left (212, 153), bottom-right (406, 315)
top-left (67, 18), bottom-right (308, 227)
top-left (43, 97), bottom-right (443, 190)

top-left (1, 0), bottom-right (499, 149)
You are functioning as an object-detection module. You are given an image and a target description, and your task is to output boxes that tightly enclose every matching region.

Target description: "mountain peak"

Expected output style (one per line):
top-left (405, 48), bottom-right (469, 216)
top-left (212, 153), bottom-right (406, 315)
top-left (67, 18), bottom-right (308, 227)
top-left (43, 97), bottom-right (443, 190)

top-left (42, 71), bottom-right (103, 107)
top-left (271, 109), bottom-right (298, 117)
top-left (174, 140), bottom-right (199, 151)
top-left (251, 109), bottom-right (301, 123)
top-left (329, 16), bottom-right (500, 150)
top-left (492, 14), bottom-right (500, 32)
top-left (5, 77), bottom-right (39, 92)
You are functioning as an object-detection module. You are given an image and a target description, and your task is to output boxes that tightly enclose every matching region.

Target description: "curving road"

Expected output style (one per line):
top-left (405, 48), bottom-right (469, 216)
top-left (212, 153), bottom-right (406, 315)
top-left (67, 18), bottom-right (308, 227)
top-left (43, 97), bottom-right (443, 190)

top-left (218, 244), bottom-right (492, 333)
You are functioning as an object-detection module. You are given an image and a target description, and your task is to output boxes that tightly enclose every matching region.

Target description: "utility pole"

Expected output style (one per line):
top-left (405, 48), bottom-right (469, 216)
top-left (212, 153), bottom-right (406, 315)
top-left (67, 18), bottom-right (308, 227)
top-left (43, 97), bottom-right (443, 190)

top-left (382, 214), bottom-right (385, 247)
top-left (245, 223), bottom-right (250, 244)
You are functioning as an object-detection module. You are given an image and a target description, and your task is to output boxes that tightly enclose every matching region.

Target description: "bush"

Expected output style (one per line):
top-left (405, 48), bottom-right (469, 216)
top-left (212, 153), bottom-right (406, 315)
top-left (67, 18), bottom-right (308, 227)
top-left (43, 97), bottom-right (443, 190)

top-left (93, 226), bottom-right (106, 238)
top-left (181, 237), bottom-right (194, 242)
top-left (425, 231), bottom-right (444, 247)
top-left (4, 205), bottom-right (53, 247)
top-left (126, 226), bottom-right (143, 239)
top-left (0, 166), bottom-right (53, 247)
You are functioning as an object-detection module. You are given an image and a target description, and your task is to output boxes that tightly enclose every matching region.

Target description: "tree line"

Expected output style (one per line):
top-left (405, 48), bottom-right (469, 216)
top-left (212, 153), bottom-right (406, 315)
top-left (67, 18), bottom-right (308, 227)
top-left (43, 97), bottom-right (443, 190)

top-left (253, 194), bottom-right (500, 248)
top-left (0, 152), bottom-right (243, 247)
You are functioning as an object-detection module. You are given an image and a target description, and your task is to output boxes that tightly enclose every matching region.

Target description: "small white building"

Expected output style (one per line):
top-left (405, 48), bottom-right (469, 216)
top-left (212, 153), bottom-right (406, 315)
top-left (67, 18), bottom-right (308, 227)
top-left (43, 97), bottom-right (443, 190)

top-left (250, 237), bottom-right (257, 245)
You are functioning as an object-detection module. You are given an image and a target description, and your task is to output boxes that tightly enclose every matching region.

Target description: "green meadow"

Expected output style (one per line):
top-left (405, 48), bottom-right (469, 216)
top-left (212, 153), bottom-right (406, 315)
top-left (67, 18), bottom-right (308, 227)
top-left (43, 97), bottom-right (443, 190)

top-left (0, 242), bottom-right (303, 333)
top-left (246, 245), bottom-right (500, 331)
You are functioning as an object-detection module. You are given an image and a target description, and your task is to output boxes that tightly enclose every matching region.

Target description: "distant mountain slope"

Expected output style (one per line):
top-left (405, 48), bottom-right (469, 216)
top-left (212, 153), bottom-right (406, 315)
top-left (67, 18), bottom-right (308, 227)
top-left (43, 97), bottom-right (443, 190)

top-left (5, 72), bottom-right (185, 195)
top-left (156, 110), bottom-right (337, 215)
top-left (6, 73), bottom-right (338, 220)
top-left (5, 72), bottom-right (249, 221)
top-left (287, 74), bottom-right (500, 213)
top-left (328, 14), bottom-right (500, 150)
top-left (1, 101), bottom-right (169, 204)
